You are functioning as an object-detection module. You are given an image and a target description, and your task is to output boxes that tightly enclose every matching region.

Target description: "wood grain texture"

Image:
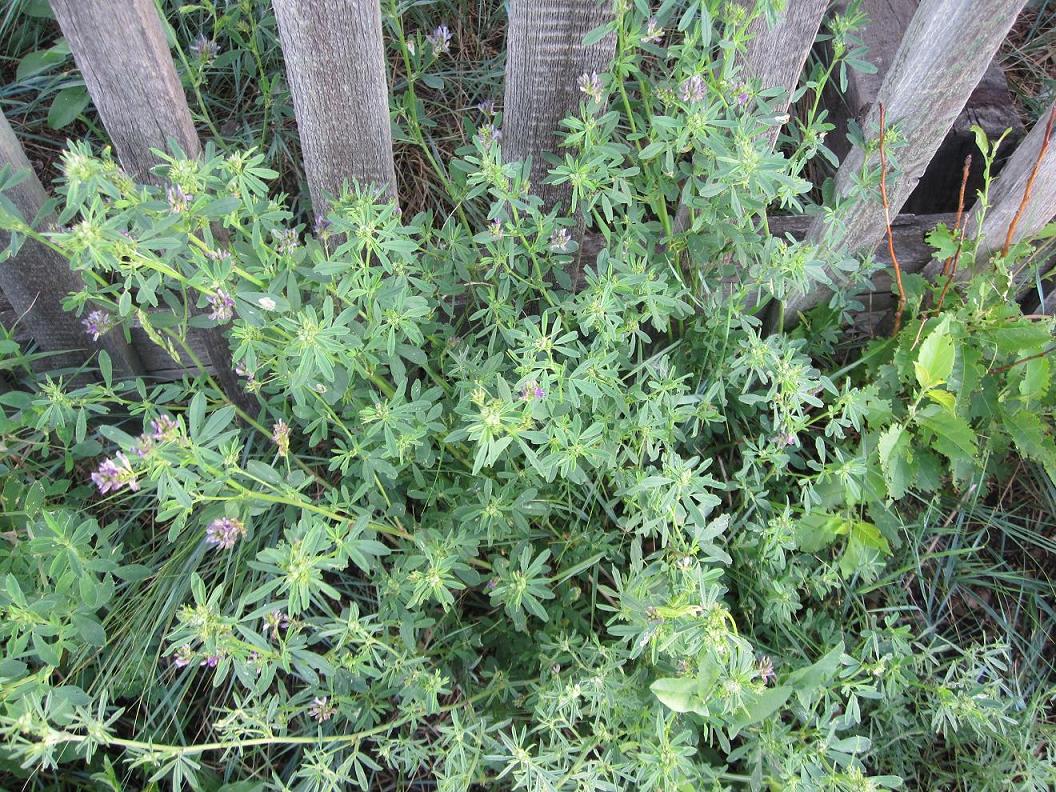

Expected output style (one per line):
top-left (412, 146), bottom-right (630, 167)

top-left (740, 0), bottom-right (828, 148)
top-left (824, 0), bottom-right (1023, 214)
top-left (52, 0), bottom-right (253, 408)
top-left (786, 0), bottom-right (1027, 321)
top-left (674, 0), bottom-right (826, 233)
top-left (50, 0), bottom-right (199, 182)
top-left (966, 101), bottom-right (1056, 274)
top-left (272, 0), bottom-right (397, 211)
top-left (0, 114), bottom-right (143, 376)
top-left (503, 0), bottom-right (616, 210)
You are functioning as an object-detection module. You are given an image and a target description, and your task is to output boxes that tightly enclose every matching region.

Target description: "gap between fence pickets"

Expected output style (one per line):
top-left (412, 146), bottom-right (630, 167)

top-left (823, 0), bottom-right (1024, 216)
top-left (784, 0), bottom-right (1029, 324)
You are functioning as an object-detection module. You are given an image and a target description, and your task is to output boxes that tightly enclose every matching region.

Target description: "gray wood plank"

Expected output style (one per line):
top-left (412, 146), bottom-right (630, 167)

top-left (51, 0), bottom-right (254, 409)
top-left (502, 0), bottom-right (616, 210)
top-left (272, 0), bottom-right (397, 211)
top-left (824, 0), bottom-right (1024, 215)
top-left (50, 0), bottom-right (199, 182)
top-left (785, 0), bottom-right (1027, 323)
top-left (0, 114), bottom-right (143, 377)
top-left (967, 101), bottom-right (1056, 275)
top-left (739, 0), bottom-right (828, 149)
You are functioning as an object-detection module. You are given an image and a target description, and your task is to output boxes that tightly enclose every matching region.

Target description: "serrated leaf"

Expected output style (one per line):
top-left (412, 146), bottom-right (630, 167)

top-left (877, 424), bottom-right (914, 499)
top-left (917, 405), bottom-right (976, 463)
top-left (914, 317), bottom-right (954, 390)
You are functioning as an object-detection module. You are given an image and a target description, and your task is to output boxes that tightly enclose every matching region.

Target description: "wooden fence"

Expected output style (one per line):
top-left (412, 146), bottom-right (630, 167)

top-left (0, 0), bottom-right (1053, 384)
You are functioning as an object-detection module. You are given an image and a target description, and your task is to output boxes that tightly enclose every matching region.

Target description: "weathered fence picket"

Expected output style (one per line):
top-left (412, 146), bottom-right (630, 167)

top-left (674, 0), bottom-right (827, 234)
top-left (738, 0), bottom-right (828, 149)
top-left (967, 101), bottom-right (1056, 279)
top-left (825, 0), bottom-right (1023, 215)
top-left (49, 0), bottom-right (199, 181)
top-left (51, 0), bottom-right (251, 407)
top-left (502, 0), bottom-right (616, 209)
top-left (782, 0), bottom-right (1028, 323)
top-left (0, 115), bottom-right (142, 376)
top-left (272, 0), bottom-right (397, 211)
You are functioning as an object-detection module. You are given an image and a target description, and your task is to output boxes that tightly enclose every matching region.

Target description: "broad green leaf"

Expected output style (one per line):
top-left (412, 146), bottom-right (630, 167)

top-left (917, 405), bottom-right (976, 463)
top-left (650, 676), bottom-right (698, 713)
top-left (48, 85), bottom-right (91, 130)
top-left (785, 642), bottom-right (844, 695)
top-left (914, 317), bottom-right (954, 390)
top-left (877, 424), bottom-right (914, 499)
top-left (728, 686), bottom-right (791, 732)
top-left (1019, 356), bottom-right (1050, 402)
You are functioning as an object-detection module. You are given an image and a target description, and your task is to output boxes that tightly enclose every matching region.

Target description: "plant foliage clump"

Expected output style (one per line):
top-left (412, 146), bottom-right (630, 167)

top-left (0, 2), bottom-right (1055, 790)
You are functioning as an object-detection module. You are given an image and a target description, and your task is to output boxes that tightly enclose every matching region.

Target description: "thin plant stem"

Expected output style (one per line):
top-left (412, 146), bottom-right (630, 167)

top-left (877, 104), bottom-right (907, 334)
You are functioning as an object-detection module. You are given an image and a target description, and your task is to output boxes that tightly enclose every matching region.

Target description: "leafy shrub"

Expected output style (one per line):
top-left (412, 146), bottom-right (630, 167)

top-left (1, 2), bottom-right (1055, 790)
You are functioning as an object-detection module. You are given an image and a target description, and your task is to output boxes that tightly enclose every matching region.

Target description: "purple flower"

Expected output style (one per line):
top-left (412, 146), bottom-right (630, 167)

top-left (151, 415), bottom-right (179, 443)
top-left (314, 213), bottom-right (332, 236)
top-left (489, 218), bottom-right (504, 240)
top-left (736, 89), bottom-right (750, 106)
top-left (91, 452), bottom-right (139, 494)
top-left (578, 71), bottom-right (604, 103)
top-left (757, 655), bottom-right (776, 685)
top-left (236, 362), bottom-right (256, 384)
top-left (265, 609), bottom-right (291, 640)
top-left (132, 434), bottom-right (155, 458)
top-left (308, 696), bottom-right (336, 723)
top-left (476, 98), bottom-right (495, 115)
top-left (81, 310), bottom-right (114, 342)
top-left (273, 227), bottom-right (299, 255)
top-left (167, 185), bottom-right (192, 213)
top-left (550, 228), bottom-right (572, 253)
top-left (427, 24), bottom-right (451, 55)
top-left (208, 289), bottom-right (235, 323)
top-left (680, 75), bottom-right (707, 103)
top-left (272, 420), bottom-right (291, 457)
top-left (641, 17), bottom-right (663, 44)
top-left (520, 381), bottom-right (546, 401)
top-left (172, 645), bottom-right (194, 668)
top-left (205, 516), bottom-right (246, 550)
top-left (200, 654), bottom-right (221, 668)
top-left (191, 35), bottom-right (220, 62)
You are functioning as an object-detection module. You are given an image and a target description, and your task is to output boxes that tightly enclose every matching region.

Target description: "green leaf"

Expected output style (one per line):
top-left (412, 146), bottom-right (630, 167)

top-left (202, 405), bottom-right (236, 439)
top-left (914, 317), bottom-right (954, 390)
top-left (189, 392), bottom-right (206, 439)
top-left (728, 686), bottom-right (791, 731)
top-left (839, 521), bottom-right (891, 577)
top-left (785, 643), bottom-right (844, 695)
top-left (48, 85), bottom-right (91, 130)
top-left (98, 350), bottom-right (112, 387)
top-left (16, 46), bottom-right (66, 81)
top-left (1019, 356), bottom-right (1049, 402)
top-left (877, 424), bottom-right (914, 499)
top-left (795, 512), bottom-right (845, 552)
top-left (917, 405), bottom-right (976, 464)
top-left (651, 677), bottom-right (699, 713)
